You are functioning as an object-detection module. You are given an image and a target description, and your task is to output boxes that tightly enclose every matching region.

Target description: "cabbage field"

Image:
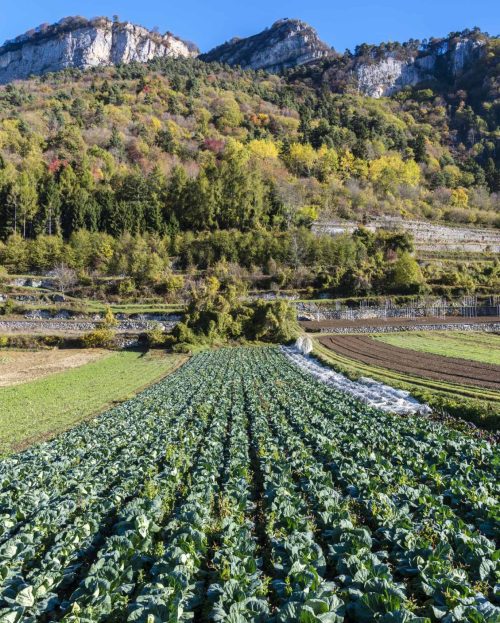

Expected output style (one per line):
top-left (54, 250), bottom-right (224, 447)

top-left (0, 347), bottom-right (499, 623)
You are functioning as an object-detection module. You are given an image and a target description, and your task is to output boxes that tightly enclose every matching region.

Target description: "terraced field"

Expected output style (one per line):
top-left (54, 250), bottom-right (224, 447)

top-left (0, 347), bottom-right (498, 622)
top-left (301, 316), bottom-right (500, 333)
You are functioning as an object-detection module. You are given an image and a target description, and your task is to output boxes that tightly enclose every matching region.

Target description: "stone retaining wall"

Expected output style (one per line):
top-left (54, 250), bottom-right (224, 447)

top-left (320, 322), bottom-right (500, 334)
top-left (298, 304), bottom-right (500, 321)
top-left (0, 319), bottom-right (178, 333)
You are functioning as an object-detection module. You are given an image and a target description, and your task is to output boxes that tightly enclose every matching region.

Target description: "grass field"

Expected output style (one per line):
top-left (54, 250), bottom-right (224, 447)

top-left (375, 331), bottom-right (500, 365)
top-left (0, 350), bottom-right (185, 454)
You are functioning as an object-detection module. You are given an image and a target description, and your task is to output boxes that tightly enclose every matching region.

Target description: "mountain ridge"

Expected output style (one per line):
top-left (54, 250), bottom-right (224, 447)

top-left (0, 16), bottom-right (198, 85)
top-left (0, 16), bottom-right (496, 102)
top-left (200, 18), bottom-right (334, 72)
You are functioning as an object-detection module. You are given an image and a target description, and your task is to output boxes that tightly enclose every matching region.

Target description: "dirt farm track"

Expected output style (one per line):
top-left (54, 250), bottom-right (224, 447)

top-left (318, 335), bottom-right (500, 391)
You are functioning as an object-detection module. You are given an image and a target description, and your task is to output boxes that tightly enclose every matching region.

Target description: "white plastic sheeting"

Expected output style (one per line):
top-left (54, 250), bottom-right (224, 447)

top-left (295, 336), bottom-right (313, 355)
top-left (282, 345), bottom-right (432, 416)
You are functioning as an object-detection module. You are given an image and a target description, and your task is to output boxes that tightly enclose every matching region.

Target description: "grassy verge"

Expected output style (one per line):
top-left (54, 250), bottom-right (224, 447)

top-left (9, 299), bottom-right (185, 316)
top-left (80, 301), bottom-right (185, 315)
top-left (374, 331), bottom-right (500, 366)
top-left (313, 339), bottom-right (500, 431)
top-left (0, 350), bottom-right (186, 455)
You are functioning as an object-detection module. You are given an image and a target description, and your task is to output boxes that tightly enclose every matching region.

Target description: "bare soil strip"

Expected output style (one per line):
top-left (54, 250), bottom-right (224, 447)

top-left (302, 315), bottom-right (500, 332)
top-left (0, 349), bottom-right (106, 386)
top-left (318, 335), bottom-right (500, 391)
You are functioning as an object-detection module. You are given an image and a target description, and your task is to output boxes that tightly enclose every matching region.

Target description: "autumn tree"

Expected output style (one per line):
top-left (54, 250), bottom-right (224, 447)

top-left (391, 252), bottom-right (425, 293)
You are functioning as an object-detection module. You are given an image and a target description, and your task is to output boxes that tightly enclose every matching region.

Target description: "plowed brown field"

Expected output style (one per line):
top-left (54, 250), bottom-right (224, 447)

top-left (318, 335), bottom-right (500, 390)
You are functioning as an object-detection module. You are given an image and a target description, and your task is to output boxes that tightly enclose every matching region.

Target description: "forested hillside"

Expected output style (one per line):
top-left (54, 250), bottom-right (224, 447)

top-left (0, 38), bottom-right (498, 295)
top-left (0, 37), bottom-right (498, 240)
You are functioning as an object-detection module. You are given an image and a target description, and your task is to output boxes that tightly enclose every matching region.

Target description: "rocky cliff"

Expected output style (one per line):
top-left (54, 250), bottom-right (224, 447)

top-left (0, 17), bottom-right (197, 84)
top-left (354, 36), bottom-right (487, 97)
top-left (200, 18), bottom-right (334, 73)
top-left (0, 16), bottom-right (492, 97)
top-left (287, 29), bottom-right (492, 98)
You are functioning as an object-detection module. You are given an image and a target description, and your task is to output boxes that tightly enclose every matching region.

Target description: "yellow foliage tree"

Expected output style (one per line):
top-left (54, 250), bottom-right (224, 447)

top-left (212, 96), bottom-right (243, 130)
top-left (248, 139), bottom-right (279, 160)
top-left (103, 305), bottom-right (118, 327)
top-left (338, 150), bottom-right (355, 180)
top-left (286, 143), bottom-right (317, 177)
top-left (316, 146), bottom-right (339, 180)
top-left (451, 187), bottom-right (469, 208)
top-left (369, 154), bottom-right (421, 193)
top-left (443, 164), bottom-right (462, 188)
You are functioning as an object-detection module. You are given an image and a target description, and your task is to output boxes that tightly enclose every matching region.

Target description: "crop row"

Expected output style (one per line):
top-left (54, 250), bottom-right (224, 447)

top-left (0, 347), bottom-right (498, 622)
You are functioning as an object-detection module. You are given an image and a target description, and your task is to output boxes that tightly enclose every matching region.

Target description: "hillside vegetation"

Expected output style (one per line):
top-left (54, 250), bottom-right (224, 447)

top-left (0, 43), bottom-right (498, 237)
top-left (0, 38), bottom-right (498, 298)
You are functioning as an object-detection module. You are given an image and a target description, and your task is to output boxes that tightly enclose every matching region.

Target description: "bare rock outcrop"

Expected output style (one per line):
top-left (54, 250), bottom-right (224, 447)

top-left (0, 17), bottom-right (197, 84)
top-left (201, 18), bottom-right (334, 73)
top-left (354, 36), bottom-right (487, 98)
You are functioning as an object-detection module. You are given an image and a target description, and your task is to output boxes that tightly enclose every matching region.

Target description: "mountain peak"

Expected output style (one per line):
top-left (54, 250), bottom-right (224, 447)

top-left (201, 18), bottom-right (334, 73)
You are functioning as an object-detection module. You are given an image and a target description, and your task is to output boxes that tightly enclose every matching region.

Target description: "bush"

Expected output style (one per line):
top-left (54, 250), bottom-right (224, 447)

top-left (172, 342), bottom-right (194, 354)
top-left (145, 323), bottom-right (167, 347)
top-left (248, 300), bottom-right (299, 343)
top-left (118, 278), bottom-right (136, 296)
top-left (0, 335), bottom-right (80, 349)
top-left (2, 299), bottom-right (16, 316)
top-left (389, 253), bottom-right (426, 294)
top-left (172, 321), bottom-right (196, 342)
top-left (103, 306), bottom-right (118, 327)
top-left (172, 279), bottom-right (299, 346)
top-left (81, 328), bottom-right (116, 349)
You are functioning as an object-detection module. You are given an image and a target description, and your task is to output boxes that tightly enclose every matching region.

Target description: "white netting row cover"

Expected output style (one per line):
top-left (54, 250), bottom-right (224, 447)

top-left (284, 343), bottom-right (432, 416)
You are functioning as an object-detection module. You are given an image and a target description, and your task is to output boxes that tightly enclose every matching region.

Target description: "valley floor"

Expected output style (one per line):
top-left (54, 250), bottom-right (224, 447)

top-left (0, 346), bottom-right (497, 621)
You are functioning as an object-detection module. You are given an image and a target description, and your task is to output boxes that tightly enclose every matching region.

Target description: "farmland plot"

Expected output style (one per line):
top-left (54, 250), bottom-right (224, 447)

top-left (319, 335), bottom-right (500, 391)
top-left (0, 347), bottom-right (499, 622)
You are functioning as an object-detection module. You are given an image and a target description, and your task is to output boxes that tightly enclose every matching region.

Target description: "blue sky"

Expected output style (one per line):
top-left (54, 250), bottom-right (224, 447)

top-left (0, 0), bottom-right (498, 52)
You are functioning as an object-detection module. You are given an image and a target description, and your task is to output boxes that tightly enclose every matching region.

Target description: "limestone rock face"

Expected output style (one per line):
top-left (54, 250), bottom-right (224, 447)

top-left (356, 57), bottom-right (421, 98)
top-left (355, 37), bottom-right (486, 98)
top-left (201, 18), bottom-right (333, 73)
top-left (0, 18), bottom-right (196, 84)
